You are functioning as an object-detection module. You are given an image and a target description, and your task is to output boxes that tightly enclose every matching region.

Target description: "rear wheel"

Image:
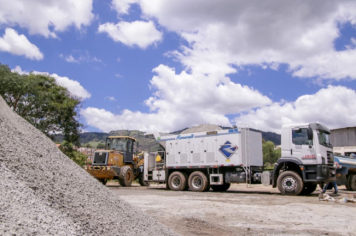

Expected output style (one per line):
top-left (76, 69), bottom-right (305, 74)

top-left (277, 171), bottom-right (303, 196)
top-left (211, 183), bottom-right (231, 192)
top-left (118, 166), bottom-right (133, 187)
top-left (348, 174), bottom-right (356, 191)
top-left (188, 171), bottom-right (209, 192)
top-left (300, 183), bottom-right (317, 195)
top-left (138, 172), bottom-right (150, 186)
top-left (168, 171), bottom-right (187, 191)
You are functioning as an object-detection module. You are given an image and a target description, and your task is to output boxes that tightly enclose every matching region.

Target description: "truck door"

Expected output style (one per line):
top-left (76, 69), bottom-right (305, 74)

top-left (291, 127), bottom-right (316, 164)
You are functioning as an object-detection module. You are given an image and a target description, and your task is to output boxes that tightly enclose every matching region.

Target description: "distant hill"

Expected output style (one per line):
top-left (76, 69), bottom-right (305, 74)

top-left (54, 126), bottom-right (281, 151)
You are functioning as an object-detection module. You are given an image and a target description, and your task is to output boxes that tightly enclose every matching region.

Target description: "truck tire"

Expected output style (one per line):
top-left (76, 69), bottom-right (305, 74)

top-left (277, 171), bottom-right (303, 196)
top-left (300, 183), bottom-right (317, 195)
top-left (138, 172), bottom-right (150, 186)
top-left (211, 183), bottom-right (231, 192)
top-left (346, 175), bottom-right (351, 190)
top-left (348, 174), bottom-right (356, 191)
top-left (118, 166), bottom-right (133, 187)
top-left (188, 171), bottom-right (209, 192)
top-left (168, 171), bottom-right (187, 191)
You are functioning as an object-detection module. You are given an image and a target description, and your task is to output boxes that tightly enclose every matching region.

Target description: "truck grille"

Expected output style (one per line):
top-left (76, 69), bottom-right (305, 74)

top-left (93, 152), bottom-right (108, 165)
top-left (327, 151), bottom-right (334, 166)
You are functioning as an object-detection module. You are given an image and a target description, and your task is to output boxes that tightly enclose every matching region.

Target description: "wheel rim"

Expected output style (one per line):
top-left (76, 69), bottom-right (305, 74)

top-left (172, 176), bottom-right (181, 188)
top-left (192, 176), bottom-right (202, 189)
top-left (282, 176), bottom-right (297, 191)
top-left (126, 171), bottom-right (131, 181)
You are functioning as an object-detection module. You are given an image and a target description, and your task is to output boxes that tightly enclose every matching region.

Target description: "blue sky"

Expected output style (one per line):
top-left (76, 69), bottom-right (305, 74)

top-left (1, 0), bottom-right (356, 133)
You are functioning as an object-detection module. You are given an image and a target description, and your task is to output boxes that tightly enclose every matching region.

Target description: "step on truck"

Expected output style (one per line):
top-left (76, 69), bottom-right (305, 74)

top-left (144, 123), bottom-right (336, 195)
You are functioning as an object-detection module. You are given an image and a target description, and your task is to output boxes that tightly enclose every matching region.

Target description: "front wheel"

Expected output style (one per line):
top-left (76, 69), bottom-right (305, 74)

top-left (118, 166), bottom-right (133, 187)
top-left (277, 171), bottom-right (303, 196)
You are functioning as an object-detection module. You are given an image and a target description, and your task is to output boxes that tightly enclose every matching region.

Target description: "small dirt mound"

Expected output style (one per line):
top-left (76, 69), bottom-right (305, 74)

top-left (0, 96), bottom-right (177, 236)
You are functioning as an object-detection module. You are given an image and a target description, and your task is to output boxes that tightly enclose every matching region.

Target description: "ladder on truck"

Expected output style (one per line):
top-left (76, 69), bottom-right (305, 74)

top-left (241, 124), bottom-right (252, 188)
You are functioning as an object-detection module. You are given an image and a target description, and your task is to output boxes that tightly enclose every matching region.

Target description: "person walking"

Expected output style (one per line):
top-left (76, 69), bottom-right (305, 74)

top-left (322, 180), bottom-right (338, 194)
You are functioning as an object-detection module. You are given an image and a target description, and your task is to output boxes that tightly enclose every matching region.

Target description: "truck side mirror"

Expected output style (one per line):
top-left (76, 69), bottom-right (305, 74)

top-left (307, 127), bottom-right (313, 140)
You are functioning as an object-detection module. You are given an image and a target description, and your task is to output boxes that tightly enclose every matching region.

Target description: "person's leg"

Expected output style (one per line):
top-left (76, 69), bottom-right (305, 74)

top-left (332, 181), bottom-right (338, 194)
top-left (322, 182), bottom-right (329, 193)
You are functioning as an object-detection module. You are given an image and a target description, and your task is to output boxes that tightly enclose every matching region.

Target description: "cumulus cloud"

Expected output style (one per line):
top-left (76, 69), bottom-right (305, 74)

top-left (0, 0), bottom-right (94, 38)
top-left (12, 66), bottom-right (91, 99)
top-left (0, 28), bottom-right (43, 60)
top-left (81, 65), bottom-right (271, 132)
top-left (134, 0), bottom-right (356, 80)
top-left (98, 21), bottom-right (163, 49)
top-left (111, 0), bottom-right (139, 15)
top-left (234, 86), bottom-right (356, 133)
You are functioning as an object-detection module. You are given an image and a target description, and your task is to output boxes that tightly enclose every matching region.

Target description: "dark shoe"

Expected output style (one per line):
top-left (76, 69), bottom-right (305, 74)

top-left (333, 191), bottom-right (338, 194)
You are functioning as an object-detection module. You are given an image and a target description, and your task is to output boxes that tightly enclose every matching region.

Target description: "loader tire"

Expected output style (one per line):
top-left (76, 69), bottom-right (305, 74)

top-left (118, 166), bottom-right (133, 187)
top-left (277, 171), bottom-right (303, 196)
top-left (168, 171), bottom-right (187, 191)
top-left (98, 178), bottom-right (107, 185)
top-left (139, 172), bottom-right (150, 186)
top-left (348, 174), bottom-right (356, 191)
top-left (300, 183), bottom-right (317, 195)
top-left (188, 171), bottom-right (209, 192)
top-left (211, 183), bottom-right (230, 192)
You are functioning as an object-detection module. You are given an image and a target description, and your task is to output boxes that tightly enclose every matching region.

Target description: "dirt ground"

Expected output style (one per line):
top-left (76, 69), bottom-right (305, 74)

top-left (109, 183), bottom-right (356, 236)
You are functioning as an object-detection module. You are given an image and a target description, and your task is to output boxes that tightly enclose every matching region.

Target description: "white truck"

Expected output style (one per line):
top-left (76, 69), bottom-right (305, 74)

top-left (144, 123), bottom-right (336, 195)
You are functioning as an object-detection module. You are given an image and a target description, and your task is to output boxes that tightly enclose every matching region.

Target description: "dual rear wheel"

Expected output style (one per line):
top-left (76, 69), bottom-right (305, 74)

top-left (168, 171), bottom-right (230, 192)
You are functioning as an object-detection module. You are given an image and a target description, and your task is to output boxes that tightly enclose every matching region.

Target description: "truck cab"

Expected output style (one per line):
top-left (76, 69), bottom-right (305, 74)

top-left (273, 123), bottom-right (336, 195)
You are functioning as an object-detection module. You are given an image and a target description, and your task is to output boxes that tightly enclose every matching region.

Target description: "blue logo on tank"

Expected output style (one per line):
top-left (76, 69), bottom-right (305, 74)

top-left (219, 141), bottom-right (238, 159)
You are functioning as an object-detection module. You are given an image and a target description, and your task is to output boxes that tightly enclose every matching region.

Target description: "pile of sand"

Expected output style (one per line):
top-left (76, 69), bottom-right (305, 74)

top-left (0, 95), bottom-right (177, 236)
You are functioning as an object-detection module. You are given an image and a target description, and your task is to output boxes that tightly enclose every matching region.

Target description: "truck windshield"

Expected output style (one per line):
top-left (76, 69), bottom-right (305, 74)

top-left (317, 130), bottom-right (332, 147)
top-left (107, 138), bottom-right (127, 151)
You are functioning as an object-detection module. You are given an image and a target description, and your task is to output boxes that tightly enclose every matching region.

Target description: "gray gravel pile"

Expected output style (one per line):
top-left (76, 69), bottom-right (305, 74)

top-left (181, 124), bottom-right (222, 134)
top-left (0, 96), bottom-right (177, 236)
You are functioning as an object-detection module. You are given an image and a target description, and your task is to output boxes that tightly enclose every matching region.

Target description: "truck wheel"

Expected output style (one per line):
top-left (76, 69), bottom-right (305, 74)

top-left (211, 183), bottom-right (231, 192)
top-left (118, 166), bottom-right (133, 187)
top-left (168, 171), bottom-right (187, 191)
top-left (348, 174), bottom-right (356, 191)
top-left (188, 171), bottom-right (209, 192)
top-left (138, 172), bottom-right (150, 186)
top-left (346, 175), bottom-right (351, 190)
top-left (300, 183), bottom-right (317, 195)
top-left (277, 171), bottom-right (303, 196)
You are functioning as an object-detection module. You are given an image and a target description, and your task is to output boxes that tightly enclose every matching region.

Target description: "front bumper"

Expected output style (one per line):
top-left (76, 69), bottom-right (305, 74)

top-left (315, 164), bottom-right (336, 183)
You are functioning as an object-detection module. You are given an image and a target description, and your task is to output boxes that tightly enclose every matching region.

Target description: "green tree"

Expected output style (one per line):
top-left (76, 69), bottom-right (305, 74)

top-left (0, 63), bottom-right (82, 146)
top-left (62, 142), bottom-right (88, 166)
top-left (262, 139), bottom-right (281, 168)
top-left (97, 143), bottom-right (106, 149)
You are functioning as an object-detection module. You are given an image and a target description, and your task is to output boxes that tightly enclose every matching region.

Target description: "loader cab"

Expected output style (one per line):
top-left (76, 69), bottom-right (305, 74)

top-left (106, 136), bottom-right (137, 164)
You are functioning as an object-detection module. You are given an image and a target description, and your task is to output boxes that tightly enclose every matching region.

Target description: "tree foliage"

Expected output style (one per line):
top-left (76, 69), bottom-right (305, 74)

top-left (0, 63), bottom-right (82, 146)
top-left (262, 139), bottom-right (281, 168)
top-left (62, 142), bottom-right (89, 166)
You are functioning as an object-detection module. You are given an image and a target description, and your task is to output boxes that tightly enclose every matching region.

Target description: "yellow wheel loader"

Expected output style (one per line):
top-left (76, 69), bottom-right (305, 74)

top-left (84, 136), bottom-right (149, 187)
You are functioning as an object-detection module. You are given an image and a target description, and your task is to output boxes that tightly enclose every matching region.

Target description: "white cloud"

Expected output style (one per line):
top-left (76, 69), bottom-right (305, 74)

top-left (0, 28), bottom-right (43, 60)
top-left (0, 0), bottom-right (94, 38)
top-left (111, 0), bottom-right (139, 15)
top-left (12, 66), bottom-right (91, 99)
top-left (65, 55), bottom-right (79, 63)
top-left (50, 73), bottom-right (91, 99)
top-left (234, 86), bottom-right (356, 133)
top-left (60, 51), bottom-right (104, 64)
top-left (81, 65), bottom-right (271, 132)
top-left (98, 21), bottom-right (163, 49)
top-left (105, 96), bottom-right (117, 101)
top-left (136, 0), bottom-right (356, 80)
